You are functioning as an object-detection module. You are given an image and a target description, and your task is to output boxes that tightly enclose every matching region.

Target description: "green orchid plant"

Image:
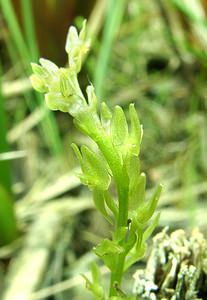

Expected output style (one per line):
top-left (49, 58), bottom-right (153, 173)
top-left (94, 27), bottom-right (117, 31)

top-left (30, 21), bottom-right (162, 300)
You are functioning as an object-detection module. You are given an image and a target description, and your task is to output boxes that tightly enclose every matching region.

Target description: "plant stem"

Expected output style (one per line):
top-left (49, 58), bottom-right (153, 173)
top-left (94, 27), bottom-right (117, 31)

top-left (109, 178), bottom-right (129, 296)
top-left (77, 110), bottom-right (130, 296)
top-left (117, 180), bottom-right (129, 227)
top-left (109, 252), bottom-right (126, 296)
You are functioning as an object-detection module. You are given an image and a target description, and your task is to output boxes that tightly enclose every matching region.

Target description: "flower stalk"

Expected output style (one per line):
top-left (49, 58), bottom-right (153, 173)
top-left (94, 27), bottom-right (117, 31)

top-left (30, 20), bottom-right (162, 300)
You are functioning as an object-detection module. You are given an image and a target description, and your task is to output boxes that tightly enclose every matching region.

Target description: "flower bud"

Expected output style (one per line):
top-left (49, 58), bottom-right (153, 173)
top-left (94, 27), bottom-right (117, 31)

top-left (30, 74), bottom-right (48, 93)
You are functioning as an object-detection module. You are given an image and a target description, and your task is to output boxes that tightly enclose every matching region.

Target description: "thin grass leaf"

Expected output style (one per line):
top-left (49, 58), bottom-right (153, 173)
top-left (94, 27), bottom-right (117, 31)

top-left (0, 65), bottom-right (12, 193)
top-left (94, 0), bottom-right (128, 98)
top-left (0, 0), bottom-right (63, 156)
top-left (20, 0), bottom-right (39, 61)
top-left (0, 0), bottom-right (29, 63)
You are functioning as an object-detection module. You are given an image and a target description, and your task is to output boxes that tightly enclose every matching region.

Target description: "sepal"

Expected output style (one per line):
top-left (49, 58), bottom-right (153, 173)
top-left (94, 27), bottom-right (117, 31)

top-left (86, 85), bottom-right (97, 111)
top-left (71, 144), bottom-right (111, 190)
top-left (45, 92), bottom-right (77, 112)
top-left (31, 63), bottom-right (48, 78)
top-left (60, 71), bottom-right (74, 98)
top-left (30, 74), bottom-right (48, 93)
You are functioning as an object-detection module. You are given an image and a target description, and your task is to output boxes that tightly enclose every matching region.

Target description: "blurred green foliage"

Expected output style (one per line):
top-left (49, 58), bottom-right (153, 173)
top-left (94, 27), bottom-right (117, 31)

top-left (1, 0), bottom-right (207, 298)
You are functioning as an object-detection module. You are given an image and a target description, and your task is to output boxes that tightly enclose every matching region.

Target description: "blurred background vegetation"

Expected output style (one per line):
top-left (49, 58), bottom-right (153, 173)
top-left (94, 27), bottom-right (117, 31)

top-left (0, 0), bottom-right (207, 299)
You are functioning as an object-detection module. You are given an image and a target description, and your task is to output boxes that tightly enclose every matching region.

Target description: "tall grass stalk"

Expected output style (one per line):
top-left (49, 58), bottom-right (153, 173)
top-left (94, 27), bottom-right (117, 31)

top-left (20, 0), bottom-right (39, 62)
top-left (0, 63), bottom-right (17, 246)
top-left (94, 0), bottom-right (127, 99)
top-left (0, 0), bottom-right (62, 156)
top-left (0, 64), bottom-right (11, 193)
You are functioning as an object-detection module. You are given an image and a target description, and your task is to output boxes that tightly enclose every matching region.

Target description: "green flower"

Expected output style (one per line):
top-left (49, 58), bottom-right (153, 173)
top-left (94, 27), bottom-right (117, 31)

top-left (30, 21), bottom-right (89, 113)
top-left (65, 20), bottom-right (90, 73)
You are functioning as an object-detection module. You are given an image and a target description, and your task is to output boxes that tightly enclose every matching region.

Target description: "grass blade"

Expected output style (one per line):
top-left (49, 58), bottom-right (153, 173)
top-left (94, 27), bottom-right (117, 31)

top-left (0, 0), bottom-right (63, 156)
top-left (0, 64), bottom-right (12, 193)
top-left (94, 0), bottom-right (127, 99)
top-left (20, 0), bottom-right (39, 61)
top-left (0, 64), bottom-right (17, 246)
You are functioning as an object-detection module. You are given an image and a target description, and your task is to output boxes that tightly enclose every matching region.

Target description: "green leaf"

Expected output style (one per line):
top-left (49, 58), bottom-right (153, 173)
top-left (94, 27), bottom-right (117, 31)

top-left (95, 239), bottom-right (124, 256)
top-left (71, 143), bottom-right (82, 162)
top-left (91, 262), bottom-right (101, 284)
top-left (82, 263), bottom-right (104, 300)
top-left (124, 230), bottom-right (145, 272)
top-left (100, 102), bottom-right (112, 122)
top-left (74, 108), bottom-right (103, 138)
top-left (143, 213), bottom-right (160, 241)
top-left (124, 214), bottom-right (160, 271)
top-left (137, 184), bottom-right (162, 223)
top-left (72, 144), bottom-right (111, 190)
top-left (94, 239), bottom-right (124, 270)
top-left (126, 155), bottom-right (140, 179)
top-left (81, 145), bottom-right (111, 190)
top-left (129, 172), bottom-right (146, 211)
top-left (100, 102), bottom-right (112, 132)
top-left (111, 106), bottom-right (128, 147)
top-left (93, 189), bottom-right (112, 224)
top-left (104, 191), bottom-right (118, 219)
top-left (123, 229), bottom-right (137, 255)
top-left (129, 104), bottom-right (142, 156)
